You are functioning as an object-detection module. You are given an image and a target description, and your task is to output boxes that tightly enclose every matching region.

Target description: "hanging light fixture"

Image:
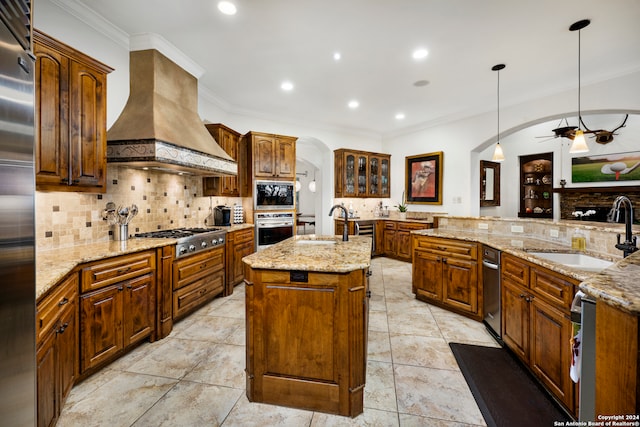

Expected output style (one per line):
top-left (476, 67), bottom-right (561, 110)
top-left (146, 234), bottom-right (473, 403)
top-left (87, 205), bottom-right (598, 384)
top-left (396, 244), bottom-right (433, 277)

top-left (569, 19), bottom-right (590, 154)
top-left (491, 64), bottom-right (506, 162)
top-left (308, 170), bottom-right (317, 192)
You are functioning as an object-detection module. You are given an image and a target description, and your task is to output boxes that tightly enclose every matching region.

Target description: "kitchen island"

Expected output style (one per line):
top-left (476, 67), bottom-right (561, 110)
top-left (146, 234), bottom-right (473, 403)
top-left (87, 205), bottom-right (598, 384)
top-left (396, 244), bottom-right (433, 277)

top-left (242, 235), bottom-right (372, 417)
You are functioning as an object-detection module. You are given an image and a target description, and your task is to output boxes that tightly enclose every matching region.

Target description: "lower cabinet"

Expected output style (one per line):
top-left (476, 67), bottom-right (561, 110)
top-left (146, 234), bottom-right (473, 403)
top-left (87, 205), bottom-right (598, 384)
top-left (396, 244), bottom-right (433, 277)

top-left (226, 227), bottom-right (255, 295)
top-left (172, 247), bottom-right (225, 319)
top-left (36, 273), bottom-right (78, 427)
top-left (79, 251), bottom-right (156, 374)
top-left (412, 236), bottom-right (480, 319)
top-left (501, 253), bottom-right (577, 414)
top-left (383, 220), bottom-right (431, 261)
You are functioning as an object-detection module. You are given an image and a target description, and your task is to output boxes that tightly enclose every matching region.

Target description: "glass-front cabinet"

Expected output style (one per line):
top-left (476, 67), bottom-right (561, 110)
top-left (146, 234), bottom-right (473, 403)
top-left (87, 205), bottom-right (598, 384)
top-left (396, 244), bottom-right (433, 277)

top-left (519, 152), bottom-right (553, 218)
top-left (334, 149), bottom-right (391, 198)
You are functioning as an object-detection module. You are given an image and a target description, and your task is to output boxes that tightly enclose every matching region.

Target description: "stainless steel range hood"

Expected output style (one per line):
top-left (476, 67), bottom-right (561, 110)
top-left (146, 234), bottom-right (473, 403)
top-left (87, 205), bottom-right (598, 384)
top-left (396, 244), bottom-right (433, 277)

top-left (106, 49), bottom-right (237, 176)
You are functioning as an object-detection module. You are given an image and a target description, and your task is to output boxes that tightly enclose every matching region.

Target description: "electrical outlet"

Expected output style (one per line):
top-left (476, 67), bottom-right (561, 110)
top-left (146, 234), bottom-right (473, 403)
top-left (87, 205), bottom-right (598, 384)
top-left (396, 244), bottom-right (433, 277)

top-left (550, 228), bottom-right (560, 238)
top-left (478, 223), bottom-right (489, 230)
top-left (511, 225), bottom-right (524, 233)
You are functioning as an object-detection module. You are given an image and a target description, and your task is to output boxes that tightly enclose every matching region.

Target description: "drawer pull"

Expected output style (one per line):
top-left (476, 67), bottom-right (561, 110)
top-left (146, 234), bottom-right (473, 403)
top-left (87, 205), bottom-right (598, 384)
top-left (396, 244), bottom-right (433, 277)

top-left (117, 286), bottom-right (124, 291)
top-left (58, 297), bottom-right (69, 306)
top-left (366, 290), bottom-right (372, 298)
top-left (57, 322), bottom-right (69, 334)
top-left (117, 266), bottom-right (131, 275)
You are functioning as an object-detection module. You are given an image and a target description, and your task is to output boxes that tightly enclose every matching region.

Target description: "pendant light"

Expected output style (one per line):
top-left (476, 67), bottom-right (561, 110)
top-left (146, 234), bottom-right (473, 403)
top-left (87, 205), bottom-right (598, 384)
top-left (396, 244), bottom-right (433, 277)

top-left (569, 19), bottom-right (590, 154)
top-left (308, 170), bottom-right (317, 192)
top-left (491, 64), bottom-right (506, 162)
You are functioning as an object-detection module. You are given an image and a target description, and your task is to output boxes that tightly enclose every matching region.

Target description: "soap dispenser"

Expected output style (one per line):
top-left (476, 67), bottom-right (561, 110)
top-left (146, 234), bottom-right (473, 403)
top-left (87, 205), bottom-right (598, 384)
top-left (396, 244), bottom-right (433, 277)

top-left (571, 228), bottom-right (586, 251)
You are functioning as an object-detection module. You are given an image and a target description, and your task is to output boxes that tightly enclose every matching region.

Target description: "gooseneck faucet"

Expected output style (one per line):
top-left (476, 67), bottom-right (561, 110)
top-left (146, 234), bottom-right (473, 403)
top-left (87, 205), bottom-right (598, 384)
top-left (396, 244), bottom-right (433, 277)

top-left (608, 195), bottom-right (638, 258)
top-left (329, 204), bottom-right (349, 241)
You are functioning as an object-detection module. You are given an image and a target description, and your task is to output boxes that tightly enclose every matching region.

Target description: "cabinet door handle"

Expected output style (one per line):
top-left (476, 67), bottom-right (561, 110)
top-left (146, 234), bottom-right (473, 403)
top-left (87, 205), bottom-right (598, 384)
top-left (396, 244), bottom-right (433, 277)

top-left (366, 271), bottom-right (372, 277)
top-left (58, 297), bottom-right (69, 306)
top-left (442, 257), bottom-right (447, 263)
top-left (117, 267), bottom-right (131, 275)
top-left (117, 286), bottom-right (124, 291)
top-left (519, 294), bottom-right (526, 299)
top-left (126, 284), bottom-right (132, 289)
top-left (57, 322), bottom-right (69, 334)
top-left (366, 290), bottom-right (372, 298)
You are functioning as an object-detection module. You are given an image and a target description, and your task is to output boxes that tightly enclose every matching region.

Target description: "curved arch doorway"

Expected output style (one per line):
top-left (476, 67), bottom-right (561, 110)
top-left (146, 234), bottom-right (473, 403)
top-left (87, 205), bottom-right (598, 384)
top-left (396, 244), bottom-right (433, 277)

top-left (295, 136), bottom-right (332, 235)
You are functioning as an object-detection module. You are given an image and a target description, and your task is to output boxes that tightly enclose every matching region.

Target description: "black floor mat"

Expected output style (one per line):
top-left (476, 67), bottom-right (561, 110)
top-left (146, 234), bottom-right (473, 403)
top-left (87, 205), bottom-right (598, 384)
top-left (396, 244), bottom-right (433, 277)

top-left (449, 342), bottom-right (572, 427)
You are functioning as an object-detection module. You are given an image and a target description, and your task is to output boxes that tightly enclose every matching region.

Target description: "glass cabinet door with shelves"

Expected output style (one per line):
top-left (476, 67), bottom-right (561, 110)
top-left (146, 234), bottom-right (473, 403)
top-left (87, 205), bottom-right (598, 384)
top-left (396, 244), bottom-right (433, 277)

top-left (519, 152), bottom-right (553, 218)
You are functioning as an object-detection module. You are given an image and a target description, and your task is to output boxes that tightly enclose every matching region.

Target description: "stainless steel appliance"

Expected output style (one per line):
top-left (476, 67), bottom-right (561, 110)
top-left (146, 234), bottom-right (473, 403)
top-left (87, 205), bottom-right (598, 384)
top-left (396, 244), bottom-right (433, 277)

top-left (355, 220), bottom-right (375, 253)
top-left (0, 1), bottom-right (35, 424)
top-left (214, 205), bottom-right (232, 226)
top-left (482, 246), bottom-right (502, 342)
top-left (255, 212), bottom-right (295, 250)
top-left (135, 227), bottom-right (226, 258)
top-left (255, 180), bottom-right (295, 210)
top-left (571, 291), bottom-right (596, 422)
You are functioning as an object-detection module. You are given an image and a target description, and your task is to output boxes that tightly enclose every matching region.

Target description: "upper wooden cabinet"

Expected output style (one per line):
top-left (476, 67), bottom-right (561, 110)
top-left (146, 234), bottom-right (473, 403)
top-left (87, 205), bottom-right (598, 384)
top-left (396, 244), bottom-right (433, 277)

top-left (519, 152), bottom-right (553, 218)
top-left (334, 149), bottom-right (390, 198)
top-left (34, 30), bottom-right (113, 193)
top-left (203, 124), bottom-right (247, 197)
top-left (245, 131), bottom-right (297, 179)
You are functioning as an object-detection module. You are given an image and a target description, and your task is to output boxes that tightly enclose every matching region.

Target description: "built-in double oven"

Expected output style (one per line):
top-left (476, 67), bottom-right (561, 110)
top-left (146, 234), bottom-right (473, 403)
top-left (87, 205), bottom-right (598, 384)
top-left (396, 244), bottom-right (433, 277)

top-left (254, 180), bottom-right (296, 250)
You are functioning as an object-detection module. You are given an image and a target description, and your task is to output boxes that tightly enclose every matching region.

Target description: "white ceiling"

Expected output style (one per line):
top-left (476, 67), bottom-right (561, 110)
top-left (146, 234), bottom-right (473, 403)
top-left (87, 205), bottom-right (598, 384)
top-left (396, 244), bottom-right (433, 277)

top-left (63, 0), bottom-right (640, 137)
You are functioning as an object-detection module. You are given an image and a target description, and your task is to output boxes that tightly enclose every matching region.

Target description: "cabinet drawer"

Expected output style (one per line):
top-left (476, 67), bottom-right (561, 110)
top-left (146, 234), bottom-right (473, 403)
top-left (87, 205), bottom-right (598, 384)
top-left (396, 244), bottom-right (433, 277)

top-left (234, 228), bottom-right (254, 244)
top-left (531, 267), bottom-right (576, 309)
top-left (173, 247), bottom-right (224, 290)
top-left (173, 270), bottom-right (225, 319)
top-left (502, 254), bottom-right (530, 287)
top-left (384, 221), bottom-right (397, 231)
top-left (81, 251), bottom-right (155, 293)
top-left (414, 237), bottom-right (477, 260)
top-left (37, 273), bottom-right (78, 342)
top-left (397, 222), bottom-right (429, 232)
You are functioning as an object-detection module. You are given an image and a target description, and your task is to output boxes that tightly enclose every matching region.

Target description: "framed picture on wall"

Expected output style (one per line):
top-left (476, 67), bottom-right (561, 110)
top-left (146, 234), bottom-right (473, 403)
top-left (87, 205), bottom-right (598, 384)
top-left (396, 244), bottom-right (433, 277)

top-left (571, 151), bottom-right (640, 183)
top-left (405, 151), bottom-right (443, 204)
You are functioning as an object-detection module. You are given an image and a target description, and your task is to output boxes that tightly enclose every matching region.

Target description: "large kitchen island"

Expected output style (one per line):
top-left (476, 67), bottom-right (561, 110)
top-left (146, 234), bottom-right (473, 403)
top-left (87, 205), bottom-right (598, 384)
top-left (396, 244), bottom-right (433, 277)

top-left (242, 235), bottom-right (372, 417)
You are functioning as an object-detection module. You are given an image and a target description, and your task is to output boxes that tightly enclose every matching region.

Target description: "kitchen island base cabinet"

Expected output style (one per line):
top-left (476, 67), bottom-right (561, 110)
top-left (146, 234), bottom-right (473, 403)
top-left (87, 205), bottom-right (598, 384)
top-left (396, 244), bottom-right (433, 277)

top-left (245, 268), bottom-right (369, 417)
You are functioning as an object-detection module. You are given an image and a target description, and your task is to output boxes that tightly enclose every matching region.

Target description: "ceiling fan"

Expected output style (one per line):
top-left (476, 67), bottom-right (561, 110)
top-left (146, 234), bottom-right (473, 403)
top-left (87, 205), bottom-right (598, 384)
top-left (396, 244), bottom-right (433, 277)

top-left (536, 114), bottom-right (628, 144)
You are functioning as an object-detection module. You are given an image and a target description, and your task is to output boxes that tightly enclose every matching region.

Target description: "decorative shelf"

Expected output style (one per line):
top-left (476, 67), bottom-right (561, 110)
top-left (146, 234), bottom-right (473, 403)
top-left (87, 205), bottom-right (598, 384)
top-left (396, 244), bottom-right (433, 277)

top-left (554, 185), bottom-right (640, 194)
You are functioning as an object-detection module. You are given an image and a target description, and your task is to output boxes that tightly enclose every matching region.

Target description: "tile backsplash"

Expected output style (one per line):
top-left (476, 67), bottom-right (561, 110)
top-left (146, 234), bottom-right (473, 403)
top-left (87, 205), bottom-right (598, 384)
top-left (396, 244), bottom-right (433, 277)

top-left (36, 165), bottom-right (242, 251)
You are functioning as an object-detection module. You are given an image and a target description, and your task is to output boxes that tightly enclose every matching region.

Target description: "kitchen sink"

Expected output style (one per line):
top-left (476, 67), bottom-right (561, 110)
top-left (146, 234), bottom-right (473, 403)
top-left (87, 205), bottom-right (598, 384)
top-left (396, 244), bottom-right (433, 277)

top-left (527, 252), bottom-right (613, 272)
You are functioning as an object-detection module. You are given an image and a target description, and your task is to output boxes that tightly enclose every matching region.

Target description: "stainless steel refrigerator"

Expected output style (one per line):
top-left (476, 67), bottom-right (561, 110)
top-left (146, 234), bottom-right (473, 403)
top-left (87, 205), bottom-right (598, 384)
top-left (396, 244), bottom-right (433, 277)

top-left (0, 0), bottom-right (36, 425)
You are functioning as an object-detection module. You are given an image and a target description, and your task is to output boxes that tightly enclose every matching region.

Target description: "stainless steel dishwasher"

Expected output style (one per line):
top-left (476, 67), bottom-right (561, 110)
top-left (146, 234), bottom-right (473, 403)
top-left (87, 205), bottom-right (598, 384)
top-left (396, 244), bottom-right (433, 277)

top-left (482, 246), bottom-right (502, 343)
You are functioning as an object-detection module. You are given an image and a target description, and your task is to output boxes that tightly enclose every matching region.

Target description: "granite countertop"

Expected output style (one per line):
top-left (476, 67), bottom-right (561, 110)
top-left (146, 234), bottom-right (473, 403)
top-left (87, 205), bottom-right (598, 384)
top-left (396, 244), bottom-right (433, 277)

top-left (242, 235), bottom-right (372, 273)
top-left (333, 215), bottom-right (433, 224)
top-left (414, 228), bottom-right (640, 315)
top-left (36, 238), bottom-right (176, 301)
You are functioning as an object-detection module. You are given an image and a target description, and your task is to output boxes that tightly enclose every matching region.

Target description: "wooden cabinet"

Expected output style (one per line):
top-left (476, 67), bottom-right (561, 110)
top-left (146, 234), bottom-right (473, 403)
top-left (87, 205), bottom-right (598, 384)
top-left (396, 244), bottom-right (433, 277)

top-left (383, 221), bottom-right (430, 261)
top-left (79, 251), bottom-right (155, 374)
top-left (36, 273), bottom-right (78, 427)
top-left (519, 152), bottom-right (553, 218)
top-left (156, 245), bottom-right (175, 340)
top-left (245, 267), bottom-right (369, 417)
top-left (172, 247), bottom-right (225, 319)
top-left (334, 149), bottom-right (390, 198)
top-left (203, 124), bottom-right (248, 197)
top-left (225, 227), bottom-right (255, 295)
top-left (501, 253), bottom-right (577, 413)
top-left (412, 236), bottom-right (480, 318)
top-left (245, 131), bottom-right (297, 179)
top-left (34, 30), bottom-right (112, 193)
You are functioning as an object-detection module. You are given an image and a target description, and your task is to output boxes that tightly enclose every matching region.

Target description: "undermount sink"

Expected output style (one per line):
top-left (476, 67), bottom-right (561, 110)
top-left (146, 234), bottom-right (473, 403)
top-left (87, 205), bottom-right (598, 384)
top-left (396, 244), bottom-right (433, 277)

top-left (527, 252), bottom-right (614, 272)
top-left (295, 239), bottom-right (337, 245)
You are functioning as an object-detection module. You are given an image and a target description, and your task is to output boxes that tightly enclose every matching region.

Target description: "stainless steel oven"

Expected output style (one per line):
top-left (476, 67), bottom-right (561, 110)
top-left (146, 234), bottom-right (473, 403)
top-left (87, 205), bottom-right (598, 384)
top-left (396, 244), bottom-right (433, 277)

top-left (255, 212), bottom-right (295, 250)
top-left (255, 180), bottom-right (295, 210)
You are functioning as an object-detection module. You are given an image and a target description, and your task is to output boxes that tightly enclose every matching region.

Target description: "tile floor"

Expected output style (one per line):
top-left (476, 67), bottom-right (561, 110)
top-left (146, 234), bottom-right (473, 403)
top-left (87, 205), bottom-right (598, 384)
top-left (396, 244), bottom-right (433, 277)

top-left (58, 257), bottom-right (500, 426)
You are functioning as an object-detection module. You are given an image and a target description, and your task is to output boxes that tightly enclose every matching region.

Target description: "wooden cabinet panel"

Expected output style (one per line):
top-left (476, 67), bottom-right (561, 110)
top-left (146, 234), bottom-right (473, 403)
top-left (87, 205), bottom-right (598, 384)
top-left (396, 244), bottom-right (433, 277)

top-left (501, 278), bottom-right (530, 362)
top-left (173, 270), bottom-right (225, 319)
top-left (123, 274), bottom-right (155, 347)
top-left (156, 245), bottom-right (175, 339)
top-left (203, 124), bottom-right (244, 197)
top-left (502, 253), bottom-right (530, 286)
top-left (225, 227), bottom-right (256, 295)
top-left (247, 131), bottom-right (297, 179)
top-left (34, 30), bottom-right (112, 193)
top-left (36, 273), bottom-right (78, 427)
top-left (81, 250), bottom-right (155, 293)
top-left (80, 284), bottom-right (124, 371)
top-left (412, 236), bottom-right (480, 319)
top-left (530, 267), bottom-right (575, 308)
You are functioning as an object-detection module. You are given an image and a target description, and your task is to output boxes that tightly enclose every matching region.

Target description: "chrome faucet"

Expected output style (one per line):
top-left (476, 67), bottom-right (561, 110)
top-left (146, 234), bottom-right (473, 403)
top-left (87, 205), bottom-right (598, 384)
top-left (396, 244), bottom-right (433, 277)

top-left (329, 204), bottom-right (349, 241)
top-left (608, 195), bottom-right (638, 258)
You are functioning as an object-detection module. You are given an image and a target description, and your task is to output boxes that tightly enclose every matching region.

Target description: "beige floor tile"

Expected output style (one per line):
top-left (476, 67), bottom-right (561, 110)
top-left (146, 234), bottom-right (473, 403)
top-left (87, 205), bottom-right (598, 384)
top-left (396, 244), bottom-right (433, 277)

top-left (394, 364), bottom-right (485, 425)
top-left (364, 360), bottom-right (397, 412)
top-left (172, 315), bottom-right (244, 343)
top-left (183, 343), bottom-right (246, 388)
top-left (222, 394), bottom-right (314, 426)
top-left (311, 408), bottom-right (400, 426)
top-left (131, 381), bottom-right (243, 427)
top-left (125, 337), bottom-right (212, 379)
top-left (367, 330), bottom-right (392, 363)
top-left (399, 413), bottom-right (486, 427)
top-left (390, 334), bottom-right (459, 370)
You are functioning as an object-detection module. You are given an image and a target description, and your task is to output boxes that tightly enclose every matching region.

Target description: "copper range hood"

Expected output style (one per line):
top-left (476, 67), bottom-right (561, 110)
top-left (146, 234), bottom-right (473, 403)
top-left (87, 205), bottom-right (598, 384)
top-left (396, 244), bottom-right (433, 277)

top-left (106, 49), bottom-right (237, 176)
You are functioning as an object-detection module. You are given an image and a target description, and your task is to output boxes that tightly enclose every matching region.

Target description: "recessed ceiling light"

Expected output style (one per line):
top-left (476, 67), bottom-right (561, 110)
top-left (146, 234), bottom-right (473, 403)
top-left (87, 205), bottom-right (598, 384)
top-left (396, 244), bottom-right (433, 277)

top-left (395, 113), bottom-right (405, 120)
top-left (217, 1), bottom-right (237, 15)
top-left (281, 81), bottom-right (294, 91)
top-left (348, 100), bottom-right (359, 109)
top-left (333, 52), bottom-right (341, 61)
top-left (412, 48), bottom-right (429, 60)
top-left (413, 79), bottom-right (430, 87)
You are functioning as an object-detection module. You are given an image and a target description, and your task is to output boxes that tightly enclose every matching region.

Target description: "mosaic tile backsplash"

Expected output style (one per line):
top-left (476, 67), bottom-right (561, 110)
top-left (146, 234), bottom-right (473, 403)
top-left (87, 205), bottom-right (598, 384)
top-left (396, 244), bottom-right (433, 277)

top-left (36, 165), bottom-right (242, 251)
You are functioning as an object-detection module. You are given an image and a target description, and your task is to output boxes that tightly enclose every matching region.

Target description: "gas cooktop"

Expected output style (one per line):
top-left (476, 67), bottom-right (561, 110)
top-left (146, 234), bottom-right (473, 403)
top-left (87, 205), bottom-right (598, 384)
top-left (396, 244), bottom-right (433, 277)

top-left (135, 227), bottom-right (227, 258)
